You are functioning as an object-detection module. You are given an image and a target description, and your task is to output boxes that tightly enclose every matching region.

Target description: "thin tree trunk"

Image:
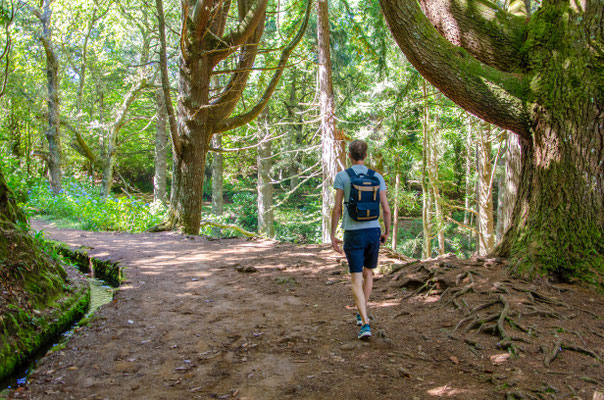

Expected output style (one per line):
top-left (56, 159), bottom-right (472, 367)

top-left (317, 0), bottom-right (341, 243)
top-left (101, 35), bottom-right (149, 197)
top-left (154, 88), bottom-right (168, 204)
top-left (463, 117), bottom-right (473, 226)
top-left (392, 169), bottom-right (400, 251)
top-left (430, 93), bottom-right (445, 255)
top-left (211, 134), bottom-right (224, 216)
top-left (257, 111), bottom-right (274, 237)
top-left (421, 80), bottom-right (432, 259)
top-left (38, 0), bottom-right (61, 193)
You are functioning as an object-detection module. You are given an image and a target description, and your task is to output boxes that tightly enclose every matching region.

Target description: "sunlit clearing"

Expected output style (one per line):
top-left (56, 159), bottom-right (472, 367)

top-left (409, 295), bottom-right (440, 303)
top-left (426, 385), bottom-right (467, 397)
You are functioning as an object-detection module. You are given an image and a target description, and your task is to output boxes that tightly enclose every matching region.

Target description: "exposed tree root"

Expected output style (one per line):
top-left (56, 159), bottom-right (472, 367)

top-left (544, 338), bottom-right (602, 366)
top-left (505, 391), bottom-right (539, 400)
top-left (387, 255), bottom-right (603, 384)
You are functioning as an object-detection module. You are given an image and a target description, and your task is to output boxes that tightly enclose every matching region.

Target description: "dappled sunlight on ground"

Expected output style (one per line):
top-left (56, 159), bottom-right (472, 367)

top-left (426, 384), bottom-right (468, 397)
top-left (23, 220), bottom-right (602, 400)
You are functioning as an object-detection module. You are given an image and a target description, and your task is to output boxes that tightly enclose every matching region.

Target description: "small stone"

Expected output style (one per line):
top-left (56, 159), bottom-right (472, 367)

top-left (450, 356), bottom-right (459, 364)
top-left (340, 343), bottom-right (357, 351)
top-left (236, 265), bottom-right (257, 273)
top-left (397, 367), bottom-right (412, 378)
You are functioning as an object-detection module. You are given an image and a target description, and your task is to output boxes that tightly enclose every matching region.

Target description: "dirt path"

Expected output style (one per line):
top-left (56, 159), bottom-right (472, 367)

top-left (10, 222), bottom-right (604, 400)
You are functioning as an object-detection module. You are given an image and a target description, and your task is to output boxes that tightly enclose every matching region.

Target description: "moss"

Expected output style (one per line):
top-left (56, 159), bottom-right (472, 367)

top-left (49, 241), bottom-right (123, 286)
top-left (0, 278), bottom-right (90, 380)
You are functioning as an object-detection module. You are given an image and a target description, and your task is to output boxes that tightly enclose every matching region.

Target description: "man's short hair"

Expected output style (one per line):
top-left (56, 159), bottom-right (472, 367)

top-left (349, 140), bottom-right (368, 161)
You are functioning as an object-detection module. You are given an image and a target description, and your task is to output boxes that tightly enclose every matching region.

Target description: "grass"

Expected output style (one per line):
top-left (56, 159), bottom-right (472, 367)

top-left (20, 176), bottom-right (166, 233)
top-left (14, 175), bottom-right (474, 258)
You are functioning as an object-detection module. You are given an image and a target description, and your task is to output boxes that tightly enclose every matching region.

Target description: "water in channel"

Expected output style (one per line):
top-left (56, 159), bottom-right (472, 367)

top-left (0, 278), bottom-right (114, 392)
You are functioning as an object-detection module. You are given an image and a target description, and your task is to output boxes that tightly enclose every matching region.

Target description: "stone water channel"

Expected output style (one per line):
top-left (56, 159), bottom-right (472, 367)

top-left (0, 277), bottom-right (115, 392)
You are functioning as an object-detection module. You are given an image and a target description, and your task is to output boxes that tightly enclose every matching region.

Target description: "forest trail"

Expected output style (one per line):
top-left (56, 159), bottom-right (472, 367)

top-left (11, 221), bottom-right (604, 400)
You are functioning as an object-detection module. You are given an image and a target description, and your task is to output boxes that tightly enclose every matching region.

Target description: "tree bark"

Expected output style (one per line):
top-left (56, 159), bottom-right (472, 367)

top-left (257, 111), bottom-right (274, 237)
top-left (421, 80), bottom-right (432, 259)
top-left (100, 72), bottom-right (147, 197)
top-left (500, 132), bottom-right (521, 237)
top-left (37, 0), bottom-right (62, 194)
top-left (317, 0), bottom-right (342, 243)
top-left (154, 88), bottom-right (169, 204)
top-left (211, 134), bottom-right (224, 216)
top-left (463, 117), bottom-right (473, 227)
top-left (430, 93), bottom-right (445, 255)
top-left (392, 169), bottom-right (400, 251)
top-left (380, 0), bottom-right (604, 281)
top-left (475, 123), bottom-right (495, 255)
top-left (167, 0), bottom-right (311, 234)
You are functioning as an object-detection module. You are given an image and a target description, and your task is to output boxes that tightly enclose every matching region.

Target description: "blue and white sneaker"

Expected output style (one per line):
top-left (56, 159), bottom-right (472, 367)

top-left (358, 324), bottom-right (372, 340)
top-left (356, 313), bottom-right (362, 326)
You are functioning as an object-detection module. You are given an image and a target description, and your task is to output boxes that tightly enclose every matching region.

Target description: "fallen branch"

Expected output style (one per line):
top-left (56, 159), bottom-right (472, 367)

top-left (200, 220), bottom-right (257, 238)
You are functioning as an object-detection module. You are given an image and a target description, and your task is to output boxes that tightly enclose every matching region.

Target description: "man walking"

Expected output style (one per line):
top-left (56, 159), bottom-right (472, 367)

top-left (331, 140), bottom-right (391, 340)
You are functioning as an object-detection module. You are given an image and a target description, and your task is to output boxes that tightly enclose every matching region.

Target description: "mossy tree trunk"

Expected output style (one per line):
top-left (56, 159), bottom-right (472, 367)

top-left (34, 0), bottom-right (62, 194)
top-left (380, 0), bottom-right (603, 282)
top-left (157, 0), bottom-right (311, 234)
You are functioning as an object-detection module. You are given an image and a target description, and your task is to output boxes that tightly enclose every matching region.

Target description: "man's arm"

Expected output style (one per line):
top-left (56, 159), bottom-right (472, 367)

top-left (380, 189), bottom-right (391, 244)
top-left (331, 188), bottom-right (344, 254)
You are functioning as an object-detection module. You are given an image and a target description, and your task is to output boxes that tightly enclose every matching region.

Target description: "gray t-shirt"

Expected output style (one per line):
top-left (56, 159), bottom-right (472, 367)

top-left (333, 165), bottom-right (387, 231)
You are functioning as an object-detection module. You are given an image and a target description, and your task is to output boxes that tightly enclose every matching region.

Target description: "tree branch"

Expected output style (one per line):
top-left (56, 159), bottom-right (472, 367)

top-left (210, 0), bottom-right (268, 64)
top-left (417, 0), bottom-right (528, 72)
top-left (379, 0), bottom-right (531, 138)
top-left (192, 0), bottom-right (214, 41)
top-left (214, 0), bottom-right (312, 133)
top-left (156, 0), bottom-right (181, 157)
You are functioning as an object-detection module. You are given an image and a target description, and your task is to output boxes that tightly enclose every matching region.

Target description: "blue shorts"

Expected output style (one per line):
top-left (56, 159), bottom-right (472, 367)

top-left (343, 228), bottom-right (381, 274)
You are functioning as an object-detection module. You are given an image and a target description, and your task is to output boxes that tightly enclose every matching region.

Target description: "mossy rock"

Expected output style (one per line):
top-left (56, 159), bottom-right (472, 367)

top-left (51, 242), bottom-right (123, 286)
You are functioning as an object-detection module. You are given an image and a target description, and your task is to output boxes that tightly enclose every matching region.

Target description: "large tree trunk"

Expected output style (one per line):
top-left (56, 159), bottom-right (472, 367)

top-left (475, 123), bottom-right (495, 255)
top-left (499, 112), bottom-right (603, 279)
top-left (380, 0), bottom-right (603, 281)
top-left (173, 54), bottom-right (213, 233)
top-left (317, 0), bottom-right (341, 243)
top-left (38, 0), bottom-right (61, 194)
top-left (154, 88), bottom-right (169, 204)
top-left (165, 0), bottom-right (310, 234)
top-left (499, 132), bottom-right (521, 238)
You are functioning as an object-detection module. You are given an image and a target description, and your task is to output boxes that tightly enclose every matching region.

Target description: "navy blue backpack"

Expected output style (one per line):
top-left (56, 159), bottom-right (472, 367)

top-left (345, 168), bottom-right (381, 221)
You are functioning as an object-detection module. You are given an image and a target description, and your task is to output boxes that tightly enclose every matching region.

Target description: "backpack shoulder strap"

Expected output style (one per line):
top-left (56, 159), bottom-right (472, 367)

top-left (345, 168), bottom-right (357, 179)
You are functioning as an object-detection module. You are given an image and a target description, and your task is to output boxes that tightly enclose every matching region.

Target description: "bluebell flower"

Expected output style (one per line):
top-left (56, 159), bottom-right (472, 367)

top-left (144, 203), bottom-right (149, 207)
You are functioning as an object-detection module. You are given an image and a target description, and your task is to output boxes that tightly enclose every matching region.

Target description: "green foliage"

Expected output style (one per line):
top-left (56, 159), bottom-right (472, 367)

top-left (230, 191), bottom-right (258, 232)
top-left (23, 176), bottom-right (166, 232)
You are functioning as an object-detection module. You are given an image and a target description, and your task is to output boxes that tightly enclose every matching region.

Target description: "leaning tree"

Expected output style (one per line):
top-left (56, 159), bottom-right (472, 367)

top-left (379, 0), bottom-right (603, 282)
top-left (156, 0), bottom-right (311, 234)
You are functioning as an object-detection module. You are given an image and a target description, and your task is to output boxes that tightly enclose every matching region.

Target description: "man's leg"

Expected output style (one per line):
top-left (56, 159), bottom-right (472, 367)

top-left (362, 228), bottom-right (380, 321)
top-left (351, 272), bottom-right (369, 325)
top-left (362, 267), bottom-right (373, 313)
